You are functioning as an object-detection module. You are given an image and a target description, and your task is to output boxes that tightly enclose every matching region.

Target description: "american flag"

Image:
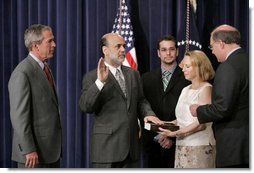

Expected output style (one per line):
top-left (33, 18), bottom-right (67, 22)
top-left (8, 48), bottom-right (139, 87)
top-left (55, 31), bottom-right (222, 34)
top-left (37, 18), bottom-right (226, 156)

top-left (112, 0), bottom-right (137, 69)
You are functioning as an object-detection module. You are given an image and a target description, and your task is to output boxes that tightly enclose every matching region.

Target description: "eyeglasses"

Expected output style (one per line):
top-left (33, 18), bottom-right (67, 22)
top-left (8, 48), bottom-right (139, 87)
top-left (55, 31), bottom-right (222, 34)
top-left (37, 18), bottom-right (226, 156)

top-left (208, 41), bottom-right (218, 50)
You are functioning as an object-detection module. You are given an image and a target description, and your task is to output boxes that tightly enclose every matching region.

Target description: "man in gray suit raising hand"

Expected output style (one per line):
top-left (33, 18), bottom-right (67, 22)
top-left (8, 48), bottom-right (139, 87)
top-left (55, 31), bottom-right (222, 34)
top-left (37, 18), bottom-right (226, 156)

top-left (79, 33), bottom-right (162, 168)
top-left (8, 24), bottom-right (62, 168)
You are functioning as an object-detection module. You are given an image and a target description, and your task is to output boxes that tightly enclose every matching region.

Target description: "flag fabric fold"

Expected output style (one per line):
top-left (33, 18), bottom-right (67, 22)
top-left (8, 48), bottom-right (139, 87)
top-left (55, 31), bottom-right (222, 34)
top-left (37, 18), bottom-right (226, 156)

top-left (112, 0), bottom-right (137, 69)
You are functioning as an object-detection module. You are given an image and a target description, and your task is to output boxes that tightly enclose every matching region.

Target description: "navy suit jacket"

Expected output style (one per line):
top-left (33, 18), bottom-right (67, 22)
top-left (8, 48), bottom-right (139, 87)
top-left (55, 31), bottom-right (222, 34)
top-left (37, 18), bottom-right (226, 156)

top-left (197, 48), bottom-right (249, 167)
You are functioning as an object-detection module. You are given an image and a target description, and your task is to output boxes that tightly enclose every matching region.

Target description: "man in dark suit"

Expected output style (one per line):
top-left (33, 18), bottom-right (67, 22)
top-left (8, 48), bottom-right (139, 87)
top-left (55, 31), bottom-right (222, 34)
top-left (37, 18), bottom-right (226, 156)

top-left (190, 24), bottom-right (249, 168)
top-left (79, 33), bottom-right (162, 168)
top-left (8, 24), bottom-right (62, 168)
top-left (141, 35), bottom-right (190, 168)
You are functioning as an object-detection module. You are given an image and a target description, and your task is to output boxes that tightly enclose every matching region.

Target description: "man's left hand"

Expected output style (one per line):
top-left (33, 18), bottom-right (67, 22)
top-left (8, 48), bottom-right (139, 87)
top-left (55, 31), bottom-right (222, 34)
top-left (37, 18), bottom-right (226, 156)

top-left (158, 135), bottom-right (174, 149)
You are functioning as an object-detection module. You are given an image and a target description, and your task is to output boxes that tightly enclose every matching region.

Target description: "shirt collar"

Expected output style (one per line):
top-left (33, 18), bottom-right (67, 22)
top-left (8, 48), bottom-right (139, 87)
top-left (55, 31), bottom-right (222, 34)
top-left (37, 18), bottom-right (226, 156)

top-left (29, 52), bottom-right (44, 69)
top-left (225, 47), bottom-right (241, 61)
top-left (161, 61), bottom-right (177, 74)
top-left (104, 62), bottom-right (122, 76)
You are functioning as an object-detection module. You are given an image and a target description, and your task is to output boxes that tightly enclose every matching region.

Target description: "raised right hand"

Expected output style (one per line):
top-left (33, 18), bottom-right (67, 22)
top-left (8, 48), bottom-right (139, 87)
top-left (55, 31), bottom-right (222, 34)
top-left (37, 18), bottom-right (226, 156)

top-left (97, 57), bottom-right (109, 83)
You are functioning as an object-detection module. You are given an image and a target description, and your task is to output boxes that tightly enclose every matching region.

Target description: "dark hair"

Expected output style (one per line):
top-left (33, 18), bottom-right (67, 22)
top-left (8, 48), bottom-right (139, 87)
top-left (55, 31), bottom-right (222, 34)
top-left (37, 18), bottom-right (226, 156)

top-left (100, 36), bottom-right (108, 50)
top-left (156, 35), bottom-right (177, 50)
top-left (99, 35), bottom-right (109, 58)
top-left (212, 30), bottom-right (241, 45)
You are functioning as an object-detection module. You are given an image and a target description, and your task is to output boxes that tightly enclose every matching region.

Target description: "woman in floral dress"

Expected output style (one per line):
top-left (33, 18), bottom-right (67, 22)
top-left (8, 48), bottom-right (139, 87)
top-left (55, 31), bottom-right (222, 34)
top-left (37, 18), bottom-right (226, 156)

top-left (159, 50), bottom-right (216, 168)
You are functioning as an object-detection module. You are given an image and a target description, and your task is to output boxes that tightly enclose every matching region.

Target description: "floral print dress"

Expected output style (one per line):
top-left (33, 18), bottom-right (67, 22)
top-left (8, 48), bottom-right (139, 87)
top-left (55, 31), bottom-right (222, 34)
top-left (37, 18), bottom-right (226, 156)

top-left (174, 83), bottom-right (216, 168)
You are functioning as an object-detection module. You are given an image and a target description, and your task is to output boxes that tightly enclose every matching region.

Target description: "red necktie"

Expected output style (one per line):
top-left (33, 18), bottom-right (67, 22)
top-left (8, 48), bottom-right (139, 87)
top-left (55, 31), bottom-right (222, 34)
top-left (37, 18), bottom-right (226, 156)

top-left (43, 63), bottom-right (54, 87)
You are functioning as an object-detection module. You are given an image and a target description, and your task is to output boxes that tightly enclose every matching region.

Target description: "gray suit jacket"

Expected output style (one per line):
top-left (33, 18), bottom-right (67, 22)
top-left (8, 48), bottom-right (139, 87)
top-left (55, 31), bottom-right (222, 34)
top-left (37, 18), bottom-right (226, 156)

top-left (8, 55), bottom-right (62, 163)
top-left (79, 65), bottom-right (155, 163)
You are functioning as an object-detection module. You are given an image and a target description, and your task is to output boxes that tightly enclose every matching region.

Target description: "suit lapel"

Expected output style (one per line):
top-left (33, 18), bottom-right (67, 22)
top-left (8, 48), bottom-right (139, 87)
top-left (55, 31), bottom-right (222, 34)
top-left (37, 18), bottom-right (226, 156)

top-left (27, 56), bottom-right (58, 106)
top-left (153, 69), bottom-right (165, 94)
top-left (47, 67), bottom-right (58, 99)
top-left (164, 66), bottom-right (181, 94)
top-left (108, 71), bottom-right (126, 99)
top-left (122, 66), bottom-right (131, 108)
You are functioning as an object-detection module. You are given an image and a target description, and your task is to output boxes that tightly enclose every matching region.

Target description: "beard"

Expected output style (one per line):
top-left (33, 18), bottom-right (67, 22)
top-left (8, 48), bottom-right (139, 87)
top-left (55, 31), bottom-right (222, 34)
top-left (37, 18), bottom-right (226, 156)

top-left (163, 57), bottom-right (176, 65)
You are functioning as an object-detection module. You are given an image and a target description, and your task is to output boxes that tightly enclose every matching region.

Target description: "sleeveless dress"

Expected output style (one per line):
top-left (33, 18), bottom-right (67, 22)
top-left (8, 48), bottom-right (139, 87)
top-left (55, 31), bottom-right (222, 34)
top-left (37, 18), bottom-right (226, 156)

top-left (174, 83), bottom-right (216, 168)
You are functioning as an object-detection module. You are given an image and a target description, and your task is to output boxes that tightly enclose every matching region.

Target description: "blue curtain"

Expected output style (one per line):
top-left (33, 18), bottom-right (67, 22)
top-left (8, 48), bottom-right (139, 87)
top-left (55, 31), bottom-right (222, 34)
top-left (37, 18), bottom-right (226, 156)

top-left (0, 0), bottom-right (249, 168)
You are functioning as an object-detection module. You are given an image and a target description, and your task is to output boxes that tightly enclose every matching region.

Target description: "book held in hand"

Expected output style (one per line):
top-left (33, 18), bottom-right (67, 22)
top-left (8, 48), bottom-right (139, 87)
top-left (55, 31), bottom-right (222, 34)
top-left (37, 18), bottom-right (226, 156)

top-left (144, 121), bottom-right (179, 132)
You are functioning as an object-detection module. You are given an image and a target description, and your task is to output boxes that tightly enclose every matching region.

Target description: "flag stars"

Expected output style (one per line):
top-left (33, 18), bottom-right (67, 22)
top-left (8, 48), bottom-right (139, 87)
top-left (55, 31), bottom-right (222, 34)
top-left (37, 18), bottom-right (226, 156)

top-left (177, 40), bottom-right (202, 49)
top-left (112, 0), bottom-right (137, 69)
top-left (112, 0), bottom-right (135, 52)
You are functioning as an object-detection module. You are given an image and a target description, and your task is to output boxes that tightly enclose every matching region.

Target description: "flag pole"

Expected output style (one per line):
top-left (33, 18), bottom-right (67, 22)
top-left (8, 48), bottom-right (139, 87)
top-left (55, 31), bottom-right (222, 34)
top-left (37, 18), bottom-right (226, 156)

top-left (185, 0), bottom-right (190, 52)
top-left (118, 0), bottom-right (123, 34)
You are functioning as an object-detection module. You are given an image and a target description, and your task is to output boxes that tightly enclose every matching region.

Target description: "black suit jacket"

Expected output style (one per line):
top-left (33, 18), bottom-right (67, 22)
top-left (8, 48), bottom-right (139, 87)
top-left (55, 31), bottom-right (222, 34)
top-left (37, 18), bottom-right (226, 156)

top-left (142, 66), bottom-right (190, 121)
top-left (79, 65), bottom-right (155, 163)
top-left (197, 48), bottom-right (249, 167)
top-left (141, 66), bottom-right (190, 167)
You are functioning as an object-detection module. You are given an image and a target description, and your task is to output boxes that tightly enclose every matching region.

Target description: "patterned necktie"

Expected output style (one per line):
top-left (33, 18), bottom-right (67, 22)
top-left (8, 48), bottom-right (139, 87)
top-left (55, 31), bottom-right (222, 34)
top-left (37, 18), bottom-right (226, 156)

top-left (115, 69), bottom-right (127, 97)
top-left (162, 71), bottom-right (171, 91)
top-left (43, 63), bottom-right (54, 87)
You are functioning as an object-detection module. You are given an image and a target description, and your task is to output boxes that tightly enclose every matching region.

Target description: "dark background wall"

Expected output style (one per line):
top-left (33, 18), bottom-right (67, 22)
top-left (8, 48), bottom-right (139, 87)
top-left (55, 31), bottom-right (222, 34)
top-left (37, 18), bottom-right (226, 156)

top-left (0, 0), bottom-right (249, 168)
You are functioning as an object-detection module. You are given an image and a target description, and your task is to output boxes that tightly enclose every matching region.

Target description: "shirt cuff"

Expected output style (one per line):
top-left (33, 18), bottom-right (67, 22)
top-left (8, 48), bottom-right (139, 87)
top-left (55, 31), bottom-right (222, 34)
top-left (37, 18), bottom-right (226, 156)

top-left (95, 79), bottom-right (105, 91)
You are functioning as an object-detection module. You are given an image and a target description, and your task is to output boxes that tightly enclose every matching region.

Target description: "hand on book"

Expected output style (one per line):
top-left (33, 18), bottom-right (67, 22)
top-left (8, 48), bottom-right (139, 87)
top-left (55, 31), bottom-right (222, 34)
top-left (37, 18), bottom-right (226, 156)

top-left (159, 127), bottom-right (189, 139)
top-left (158, 127), bottom-right (177, 137)
top-left (144, 121), bottom-right (179, 132)
top-left (144, 115), bottom-right (163, 125)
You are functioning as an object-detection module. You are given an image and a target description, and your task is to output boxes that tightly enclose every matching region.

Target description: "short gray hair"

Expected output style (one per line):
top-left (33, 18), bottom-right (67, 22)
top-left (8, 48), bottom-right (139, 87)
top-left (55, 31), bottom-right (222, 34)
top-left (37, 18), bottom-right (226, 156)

top-left (24, 24), bottom-right (52, 51)
top-left (212, 29), bottom-right (241, 45)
